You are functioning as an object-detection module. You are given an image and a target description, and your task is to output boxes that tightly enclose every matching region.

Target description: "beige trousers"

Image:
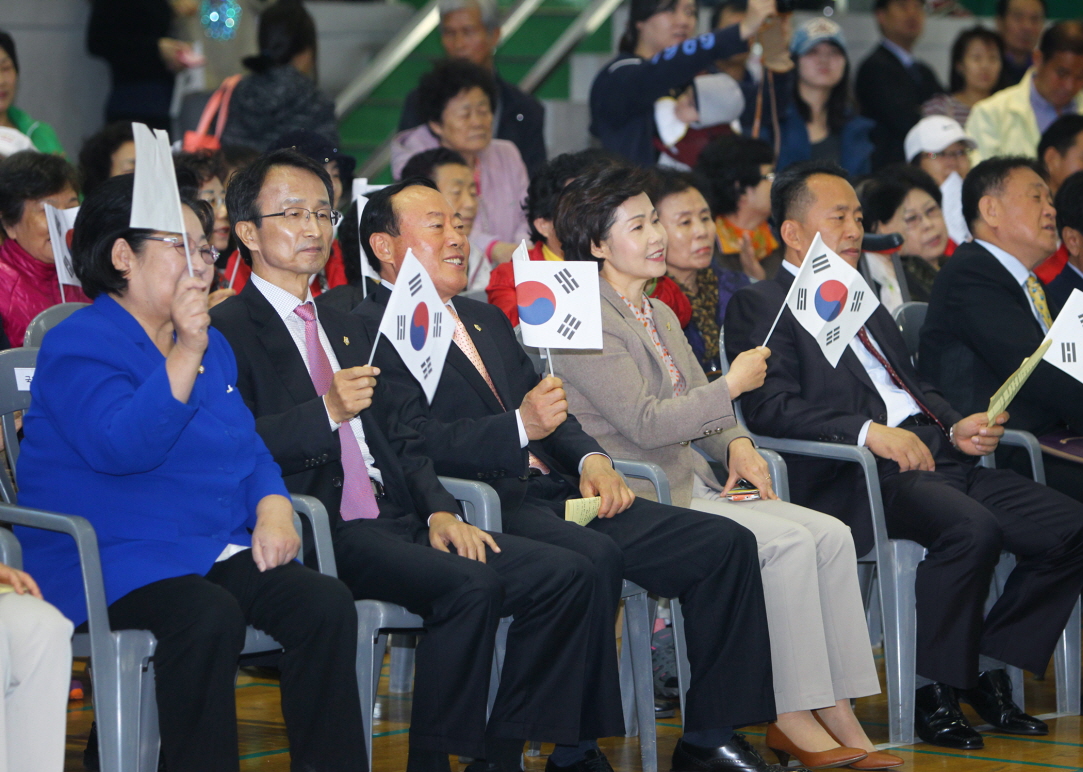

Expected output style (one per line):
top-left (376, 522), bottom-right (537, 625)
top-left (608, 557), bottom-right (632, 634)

top-left (691, 491), bottom-right (880, 713)
top-left (0, 592), bottom-right (72, 772)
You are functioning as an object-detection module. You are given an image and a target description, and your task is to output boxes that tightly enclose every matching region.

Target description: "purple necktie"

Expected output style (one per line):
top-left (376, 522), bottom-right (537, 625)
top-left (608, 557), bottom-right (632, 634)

top-left (293, 302), bottom-right (380, 520)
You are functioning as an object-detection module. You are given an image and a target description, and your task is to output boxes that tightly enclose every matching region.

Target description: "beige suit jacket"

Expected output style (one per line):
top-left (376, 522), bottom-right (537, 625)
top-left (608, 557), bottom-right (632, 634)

top-left (555, 280), bottom-right (750, 507)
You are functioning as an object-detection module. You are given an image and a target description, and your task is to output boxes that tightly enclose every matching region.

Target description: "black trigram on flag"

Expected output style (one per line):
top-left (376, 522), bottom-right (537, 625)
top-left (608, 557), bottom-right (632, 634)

top-left (825, 326), bottom-right (841, 345)
top-left (849, 290), bottom-right (864, 313)
top-left (1063, 342), bottom-right (1077, 364)
top-left (1077, 312), bottom-right (1083, 328)
top-left (557, 314), bottom-right (581, 339)
top-left (408, 274), bottom-right (423, 296)
top-left (432, 312), bottom-right (443, 338)
top-left (796, 288), bottom-right (807, 311)
top-left (420, 357), bottom-right (433, 378)
top-left (396, 315), bottom-right (406, 341)
top-left (555, 268), bottom-right (579, 294)
top-left (812, 254), bottom-right (830, 273)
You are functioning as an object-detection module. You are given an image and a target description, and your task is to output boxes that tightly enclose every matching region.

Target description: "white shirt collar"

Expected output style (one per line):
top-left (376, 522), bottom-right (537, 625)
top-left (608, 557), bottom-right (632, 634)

top-left (250, 272), bottom-right (316, 322)
top-left (881, 38), bottom-right (915, 69)
top-left (1068, 261), bottom-right (1083, 281)
top-left (781, 260), bottom-right (800, 277)
top-left (974, 239), bottom-right (1033, 287)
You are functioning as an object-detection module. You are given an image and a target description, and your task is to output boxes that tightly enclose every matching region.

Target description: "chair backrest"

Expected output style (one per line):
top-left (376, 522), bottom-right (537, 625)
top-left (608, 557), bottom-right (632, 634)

top-left (891, 252), bottom-right (913, 304)
top-left (0, 347), bottom-right (39, 504)
top-left (23, 303), bottom-right (88, 348)
top-left (892, 301), bottom-right (929, 365)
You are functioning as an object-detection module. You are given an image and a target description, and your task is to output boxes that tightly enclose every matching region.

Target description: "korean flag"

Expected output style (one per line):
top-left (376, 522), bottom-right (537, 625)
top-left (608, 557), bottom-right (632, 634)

top-left (42, 203), bottom-right (81, 298)
top-left (1042, 288), bottom-right (1083, 384)
top-left (512, 242), bottom-right (602, 350)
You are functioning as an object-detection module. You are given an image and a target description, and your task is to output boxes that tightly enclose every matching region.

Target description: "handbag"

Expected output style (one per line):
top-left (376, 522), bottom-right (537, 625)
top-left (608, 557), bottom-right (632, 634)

top-left (182, 74), bottom-right (242, 153)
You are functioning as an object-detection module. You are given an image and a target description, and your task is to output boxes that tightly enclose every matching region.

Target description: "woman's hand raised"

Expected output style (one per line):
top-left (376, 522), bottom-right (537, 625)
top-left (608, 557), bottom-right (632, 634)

top-left (172, 272), bottom-right (212, 357)
top-left (724, 346), bottom-right (770, 399)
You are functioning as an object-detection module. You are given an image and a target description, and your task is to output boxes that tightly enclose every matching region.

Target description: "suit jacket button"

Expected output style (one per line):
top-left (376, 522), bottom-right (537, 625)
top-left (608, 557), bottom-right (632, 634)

top-left (333, 476), bottom-right (343, 487)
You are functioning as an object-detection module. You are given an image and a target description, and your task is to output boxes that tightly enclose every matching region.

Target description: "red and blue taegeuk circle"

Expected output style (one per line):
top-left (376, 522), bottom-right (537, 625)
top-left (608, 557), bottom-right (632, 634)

top-left (411, 303), bottom-right (428, 350)
top-left (516, 281), bottom-right (557, 326)
top-left (814, 280), bottom-right (848, 322)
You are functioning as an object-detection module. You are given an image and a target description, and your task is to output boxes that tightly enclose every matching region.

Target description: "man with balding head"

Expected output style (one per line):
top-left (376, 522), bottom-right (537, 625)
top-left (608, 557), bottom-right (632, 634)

top-left (725, 160), bottom-right (1083, 750)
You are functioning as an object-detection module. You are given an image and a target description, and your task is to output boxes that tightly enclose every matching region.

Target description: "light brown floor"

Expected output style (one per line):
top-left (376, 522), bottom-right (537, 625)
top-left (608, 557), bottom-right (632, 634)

top-left (65, 643), bottom-right (1083, 771)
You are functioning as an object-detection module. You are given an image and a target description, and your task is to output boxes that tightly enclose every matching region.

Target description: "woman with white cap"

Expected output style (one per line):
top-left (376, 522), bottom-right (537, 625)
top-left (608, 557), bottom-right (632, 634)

top-left (904, 114), bottom-right (977, 185)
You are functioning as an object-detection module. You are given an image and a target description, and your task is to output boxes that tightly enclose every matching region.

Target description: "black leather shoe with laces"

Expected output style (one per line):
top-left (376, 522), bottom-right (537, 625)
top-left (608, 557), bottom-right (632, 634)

top-left (671, 734), bottom-right (811, 772)
top-left (544, 748), bottom-right (615, 772)
top-left (959, 669), bottom-right (1049, 735)
top-left (915, 683), bottom-right (984, 749)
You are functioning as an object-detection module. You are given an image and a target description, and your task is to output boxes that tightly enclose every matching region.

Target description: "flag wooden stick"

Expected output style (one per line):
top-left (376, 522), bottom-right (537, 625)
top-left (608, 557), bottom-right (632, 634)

top-left (58, 279), bottom-right (66, 304)
top-left (228, 256), bottom-right (241, 288)
top-left (176, 196), bottom-right (193, 277)
top-left (367, 332), bottom-right (381, 367)
top-left (545, 347), bottom-right (554, 377)
top-left (762, 303), bottom-right (787, 347)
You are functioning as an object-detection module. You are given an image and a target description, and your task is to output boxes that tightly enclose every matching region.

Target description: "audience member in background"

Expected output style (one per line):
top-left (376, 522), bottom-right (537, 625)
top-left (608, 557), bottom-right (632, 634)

top-left (862, 165), bottom-right (953, 305)
top-left (904, 115), bottom-right (976, 186)
top-left (651, 168), bottom-right (749, 375)
top-left (726, 160), bottom-right (1083, 751)
top-left (0, 152), bottom-right (89, 347)
top-left (392, 59), bottom-right (529, 266)
top-left (315, 199), bottom-right (373, 314)
top-left (920, 156), bottom-right (1083, 503)
top-left (856, 0), bottom-right (944, 170)
top-left (17, 174), bottom-right (366, 771)
top-left (589, 0), bottom-right (779, 166)
top-left (220, 143), bottom-right (261, 181)
top-left (77, 123), bottom-right (135, 199)
top-left (923, 26), bottom-right (1004, 127)
top-left (1046, 170), bottom-right (1083, 308)
top-left (398, 0), bottom-right (546, 175)
top-left (556, 163), bottom-right (900, 772)
top-left (173, 151), bottom-right (237, 308)
top-left (87, 0), bottom-right (197, 131)
top-left (0, 32), bottom-right (63, 156)
top-left (996, 0), bottom-right (1046, 88)
top-left (695, 135), bottom-right (780, 280)
top-left (220, 0), bottom-right (338, 152)
top-left (1034, 116), bottom-right (1083, 283)
top-left (968, 21), bottom-right (1083, 161)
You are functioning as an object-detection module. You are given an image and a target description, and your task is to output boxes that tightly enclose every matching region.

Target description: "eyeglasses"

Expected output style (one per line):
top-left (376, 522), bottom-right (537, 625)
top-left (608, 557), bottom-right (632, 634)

top-left (901, 205), bottom-right (944, 229)
top-left (260, 207), bottom-right (342, 228)
top-left (145, 235), bottom-right (219, 264)
top-left (199, 193), bottom-right (227, 209)
top-left (760, 172), bottom-right (777, 183)
top-left (924, 148), bottom-right (969, 161)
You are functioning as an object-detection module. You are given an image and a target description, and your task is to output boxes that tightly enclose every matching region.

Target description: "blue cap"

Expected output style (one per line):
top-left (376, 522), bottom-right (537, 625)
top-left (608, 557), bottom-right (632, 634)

top-left (791, 18), bottom-right (847, 57)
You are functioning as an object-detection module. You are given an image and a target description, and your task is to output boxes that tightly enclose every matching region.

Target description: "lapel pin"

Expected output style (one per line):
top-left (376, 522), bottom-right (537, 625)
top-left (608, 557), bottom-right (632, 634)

top-left (198, 365), bottom-right (204, 374)
top-left (666, 322), bottom-right (671, 331)
top-left (474, 323), bottom-right (482, 331)
top-left (227, 384), bottom-right (234, 393)
top-left (343, 336), bottom-right (350, 345)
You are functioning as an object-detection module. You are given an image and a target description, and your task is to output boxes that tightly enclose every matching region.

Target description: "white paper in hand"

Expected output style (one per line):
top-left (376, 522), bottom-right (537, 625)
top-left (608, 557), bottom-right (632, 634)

top-left (43, 203), bottom-right (80, 289)
top-left (784, 232), bottom-right (879, 368)
top-left (375, 249), bottom-right (454, 403)
top-left (940, 171), bottom-right (971, 246)
top-left (1041, 288), bottom-right (1083, 383)
top-left (130, 123), bottom-right (189, 273)
top-left (513, 259), bottom-right (602, 349)
top-left (354, 194), bottom-right (380, 296)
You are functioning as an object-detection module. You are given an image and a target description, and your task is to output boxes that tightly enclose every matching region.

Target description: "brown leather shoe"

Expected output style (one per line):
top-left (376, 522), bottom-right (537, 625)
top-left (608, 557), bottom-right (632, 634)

top-left (812, 712), bottom-right (904, 769)
top-left (764, 723), bottom-right (868, 769)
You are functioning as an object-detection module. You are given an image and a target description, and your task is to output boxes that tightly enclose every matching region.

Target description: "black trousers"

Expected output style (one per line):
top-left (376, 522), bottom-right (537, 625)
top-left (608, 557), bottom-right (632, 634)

top-left (490, 474), bottom-right (776, 733)
top-left (105, 551), bottom-right (365, 772)
top-left (332, 514), bottom-right (601, 759)
top-left (880, 426), bottom-right (1083, 689)
top-left (1001, 445), bottom-right (1083, 504)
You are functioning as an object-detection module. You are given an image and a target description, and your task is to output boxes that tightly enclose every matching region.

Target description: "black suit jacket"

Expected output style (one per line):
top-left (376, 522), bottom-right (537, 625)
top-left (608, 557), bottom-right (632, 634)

top-left (724, 270), bottom-right (962, 554)
top-left (210, 282), bottom-right (460, 532)
top-left (919, 240), bottom-right (1083, 436)
top-left (354, 285), bottom-right (603, 511)
top-left (855, 43), bottom-right (943, 170)
top-left (1045, 261), bottom-right (1083, 313)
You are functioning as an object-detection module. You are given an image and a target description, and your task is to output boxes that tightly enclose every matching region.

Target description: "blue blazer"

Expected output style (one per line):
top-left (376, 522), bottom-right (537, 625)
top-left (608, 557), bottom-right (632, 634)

top-left (1046, 262), bottom-right (1083, 311)
top-left (17, 295), bottom-right (287, 626)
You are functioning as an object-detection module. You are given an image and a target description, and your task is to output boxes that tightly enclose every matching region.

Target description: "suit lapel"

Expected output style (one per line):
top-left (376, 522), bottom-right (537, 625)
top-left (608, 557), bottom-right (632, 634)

top-left (240, 284), bottom-right (318, 406)
top-left (600, 281), bottom-right (662, 369)
top-left (458, 303), bottom-right (515, 404)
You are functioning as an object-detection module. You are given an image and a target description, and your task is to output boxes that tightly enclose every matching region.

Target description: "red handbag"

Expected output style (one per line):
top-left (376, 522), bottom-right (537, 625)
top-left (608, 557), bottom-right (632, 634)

top-left (182, 74), bottom-right (242, 153)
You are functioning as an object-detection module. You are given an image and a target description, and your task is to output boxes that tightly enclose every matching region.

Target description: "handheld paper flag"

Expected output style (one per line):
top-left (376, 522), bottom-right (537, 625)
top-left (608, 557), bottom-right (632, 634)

top-left (373, 249), bottom-right (453, 403)
top-left (352, 178), bottom-right (387, 201)
top-left (513, 255), bottom-right (602, 349)
top-left (940, 172), bottom-right (971, 247)
top-left (768, 232), bottom-right (879, 367)
top-left (354, 194), bottom-right (380, 297)
top-left (987, 338), bottom-right (1053, 420)
top-left (43, 203), bottom-right (80, 300)
top-left (1041, 288), bottom-right (1083, 384)
top-left (130, 123), bottom-right (191, 274)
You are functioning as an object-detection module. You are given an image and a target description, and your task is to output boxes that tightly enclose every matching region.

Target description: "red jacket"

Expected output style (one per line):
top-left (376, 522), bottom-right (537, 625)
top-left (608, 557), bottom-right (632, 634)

top-left (0, 238), bottom-right (90, 347)
top-left (221, 240), bottom-right (347, 295)
top-left (486, 241), bottom-right (693, 327)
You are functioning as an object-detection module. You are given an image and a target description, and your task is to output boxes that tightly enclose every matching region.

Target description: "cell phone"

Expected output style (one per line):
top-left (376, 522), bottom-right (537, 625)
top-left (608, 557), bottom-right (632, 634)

top-left (726, 479), bottom-right (761, 502)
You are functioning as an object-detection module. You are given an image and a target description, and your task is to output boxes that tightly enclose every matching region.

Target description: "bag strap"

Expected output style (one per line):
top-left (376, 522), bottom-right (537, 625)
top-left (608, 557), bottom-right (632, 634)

top-left (212, 75), bottom-right (243, 142)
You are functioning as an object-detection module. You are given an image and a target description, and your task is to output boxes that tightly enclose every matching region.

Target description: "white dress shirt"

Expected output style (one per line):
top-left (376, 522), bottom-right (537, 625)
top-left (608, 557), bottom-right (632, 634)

top-left (975, 239), bottom-right (1050, 334)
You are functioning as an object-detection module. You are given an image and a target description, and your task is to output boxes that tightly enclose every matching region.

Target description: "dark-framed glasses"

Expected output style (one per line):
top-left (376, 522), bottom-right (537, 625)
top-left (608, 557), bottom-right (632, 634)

top-left (260, 207), bottom-right (342, 228)
top-left (145, 235), bottom-right (219, 264)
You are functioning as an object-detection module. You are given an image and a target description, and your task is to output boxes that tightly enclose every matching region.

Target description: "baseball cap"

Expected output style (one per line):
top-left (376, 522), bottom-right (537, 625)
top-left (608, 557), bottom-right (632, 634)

top-left (904, 116), bottom-right (977, 162)
top-left (791, 18), bottom-right (846, 57)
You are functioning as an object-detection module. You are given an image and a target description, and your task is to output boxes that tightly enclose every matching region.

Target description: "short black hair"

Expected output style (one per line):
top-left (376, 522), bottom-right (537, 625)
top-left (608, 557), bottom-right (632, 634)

top-left (554, 163), bottom-right (651, 267)
top-left (995, 0), bottom-right (1047, 17)
top-left (0, 30), bottom-right (18, 74)
top-left (645, 167), bottom-right (703, 210)
top-left (400, 147), bottom-right (469, 183)
top-left (695, 135), bottom-right (775, 218)
top-left (949, 26), bottom-right (1005, 93)
top-left (220, 144), bottom-right (261, 179)
top-left (874, 0), bottom-right (917, 11)
top-left (416, 59), bottom-right (497, 126)
top-left (525, 149), bottom-right (619, 244)
top-left (770, 160), bottom-right (850, 230)
top-left (1055, 170), bottom-right (1083, 237)
top-left (358, 177), bottom-right (441, 274)
top-left (77, 122), bottom-right (134, 199)
top-left (861, 165), bottom-right (942, 229)
top-left (72, 173), bottom-right (211, 299)
top-left (339, 198), bottom-right (364, 285)
top-left (1038, 115), bottom-right (1083, 177)
top-left (961, 156), bottom-right (1044, 229)
top-left (226, 148), bottom-right (334, 266)
top-left (243, 0), bottom-right (317, 74)
top-left (1039, 20), bottom-right (1083, 61)
top-left (0, 151), bottom-right (80, 230)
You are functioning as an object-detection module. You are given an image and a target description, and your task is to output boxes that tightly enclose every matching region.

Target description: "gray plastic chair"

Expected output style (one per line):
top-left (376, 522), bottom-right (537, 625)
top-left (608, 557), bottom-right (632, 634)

top-left (891, 301), bottom-right (928, 365)
top-left (23, 302), bottom-right (89, 348)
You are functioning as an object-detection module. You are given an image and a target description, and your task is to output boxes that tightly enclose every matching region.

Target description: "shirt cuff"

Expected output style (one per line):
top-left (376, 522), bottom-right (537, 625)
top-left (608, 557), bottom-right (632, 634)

top-left (324, 395), bottom-right (341, 431)
top-left (579, 452), bottom-right (611, 474)
top-left (858, 419), bottom-right (873, 447)
top-left (427, 512), bottom-right (463, 526)
top-left (515, 409), bottom-right (528, 448)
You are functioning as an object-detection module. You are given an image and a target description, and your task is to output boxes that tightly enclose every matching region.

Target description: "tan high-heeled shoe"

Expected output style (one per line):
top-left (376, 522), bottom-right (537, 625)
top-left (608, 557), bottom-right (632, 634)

top-left (813, 712), bottom-right (905, 769)
top-left (765, 723), bottom-right (868, 769)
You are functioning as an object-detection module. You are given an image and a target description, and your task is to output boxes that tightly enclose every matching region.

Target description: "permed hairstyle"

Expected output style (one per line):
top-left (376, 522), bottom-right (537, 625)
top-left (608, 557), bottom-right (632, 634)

top-left (645, 166), bottom-right (704, 210)
top-left (860, 165), bottom-right (943, 230)
top-left (554, 163), bottom-right (652, 267)
top-left (357, 177), bottom-right (441, 274)
top-left (438, 0), bottom-right (500, 31)
top-left (961, 156), bottom-right (1044, 229)
top-left (524, 149), bottom-right (620, 244)
top-left (0, 151), bottom-right (80, 231)
top-left (1055, 170), bottom-right (1083, 237)
top-left (77, 122), bottom-right (134, 199)
top-left (416, 59), bottom-right (497, 126)
top-left (694, 135), bottom-right (775, 218)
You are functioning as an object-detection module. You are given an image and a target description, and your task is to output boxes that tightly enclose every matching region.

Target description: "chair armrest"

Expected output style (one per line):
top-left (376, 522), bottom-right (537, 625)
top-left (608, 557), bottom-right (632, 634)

top-left (612, 459), bottom-right (672, 506)
top-left (438, 477), bottom-right (503, 532)
top-left (994, 429), bottom-right (1046, 484)
top-left (757, 448), bottom-right (790, 502)
top-left (290, 494), bottom-right (339, 578)
top-left (0, 529), bottom-right (20, 569)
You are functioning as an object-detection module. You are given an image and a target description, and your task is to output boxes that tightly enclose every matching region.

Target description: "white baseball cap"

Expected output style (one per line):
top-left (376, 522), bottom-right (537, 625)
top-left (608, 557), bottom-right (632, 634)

top-left (904, 116), bottom-right (976, 162)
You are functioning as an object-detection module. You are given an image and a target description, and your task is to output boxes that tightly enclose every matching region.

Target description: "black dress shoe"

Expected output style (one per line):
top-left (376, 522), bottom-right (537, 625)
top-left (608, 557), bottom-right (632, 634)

top-left (959, 669), bottom-right (1049, 735)
top-left (671, 735), bottom-right (810, 772)
top-left (915, 683), bottom-right (984, 749)
top-left (545, 749), bottom-right (615, 772)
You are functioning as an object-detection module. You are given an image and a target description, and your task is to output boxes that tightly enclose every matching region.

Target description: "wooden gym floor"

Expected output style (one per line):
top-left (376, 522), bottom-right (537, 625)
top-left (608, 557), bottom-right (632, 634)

top-left (65, 641), bottom-right (1083, 771)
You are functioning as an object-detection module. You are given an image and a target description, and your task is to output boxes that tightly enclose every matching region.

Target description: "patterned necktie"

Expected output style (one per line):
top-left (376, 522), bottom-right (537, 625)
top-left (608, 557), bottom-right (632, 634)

top-left (855, 327), bottom-right (948, 436)
top-left (1025, 275), bottom-right (1054, 329)
top-left (293, 303), bottom-right (380, 520)
top-left (446, 305), bottom-right (550, 475)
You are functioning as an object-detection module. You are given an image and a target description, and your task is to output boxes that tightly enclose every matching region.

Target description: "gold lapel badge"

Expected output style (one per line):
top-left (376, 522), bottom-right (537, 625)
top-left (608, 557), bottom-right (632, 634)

top-left (474, 324), bottom-right (482, 331)
top-left (343, 336), bottom-right (350, 345)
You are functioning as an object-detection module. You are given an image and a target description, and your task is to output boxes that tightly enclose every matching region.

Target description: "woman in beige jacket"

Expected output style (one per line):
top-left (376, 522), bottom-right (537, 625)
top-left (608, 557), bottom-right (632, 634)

top-left (553, 164), bottom-right (901, 770)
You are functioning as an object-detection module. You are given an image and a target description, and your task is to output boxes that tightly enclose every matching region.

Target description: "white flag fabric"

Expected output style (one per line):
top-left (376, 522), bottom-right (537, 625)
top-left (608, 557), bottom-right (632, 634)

top-left (43, 203), bottom-right (80, 291)
top-left (940, 171), bottom-right (972, 247)
top-left (513, 258), bottom-right (602, 349)
top-left (354, 194), bottom-right (380, 295)
top-left (785, 232), bottom-right (880, 368)
top-left (352, 178), bottom-right (387, 201)
top-left (375, 250), bottom-right (453, 403)
top-left (129, 123), bottom-right (186, 236)
top-left (1042, 288), bottom-right (1083, 383)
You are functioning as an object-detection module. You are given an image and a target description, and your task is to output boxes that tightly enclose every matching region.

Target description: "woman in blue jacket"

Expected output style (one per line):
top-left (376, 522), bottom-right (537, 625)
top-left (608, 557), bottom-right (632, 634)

top-left (15, 175), bottom-right (365, 771)
top-left (589, 0), bottom-right (776, 166)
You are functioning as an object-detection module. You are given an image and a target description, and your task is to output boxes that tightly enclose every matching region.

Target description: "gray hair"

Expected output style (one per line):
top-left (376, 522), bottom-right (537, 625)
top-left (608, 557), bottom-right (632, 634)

top-left (438, 0), bottom-right (500, 31)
